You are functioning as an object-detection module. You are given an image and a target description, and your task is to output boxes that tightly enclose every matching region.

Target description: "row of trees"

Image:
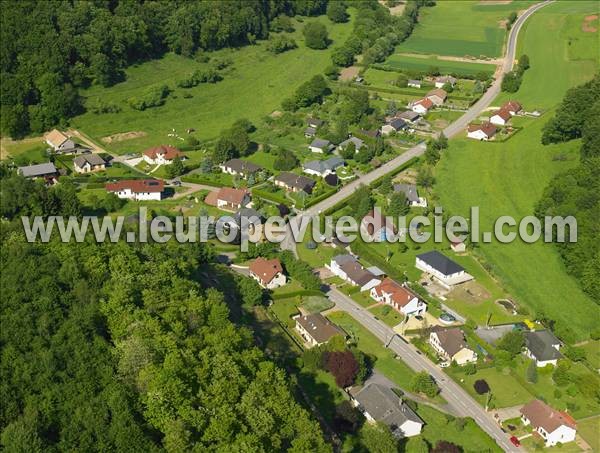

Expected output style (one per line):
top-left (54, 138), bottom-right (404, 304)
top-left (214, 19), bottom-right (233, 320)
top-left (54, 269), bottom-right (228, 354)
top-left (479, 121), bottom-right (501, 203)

top-left (501, 54), bottom-right (530, 93)
top-left (536, 74), bottom-right (600, 303)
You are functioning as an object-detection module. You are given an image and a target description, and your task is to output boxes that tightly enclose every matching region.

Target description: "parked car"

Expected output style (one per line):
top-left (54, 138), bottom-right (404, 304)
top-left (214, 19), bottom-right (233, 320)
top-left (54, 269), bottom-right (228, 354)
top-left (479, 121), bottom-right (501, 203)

top-left (509, 436), bottom-right (521, 447)
top-left (439, 361), bottom-right (450, 368)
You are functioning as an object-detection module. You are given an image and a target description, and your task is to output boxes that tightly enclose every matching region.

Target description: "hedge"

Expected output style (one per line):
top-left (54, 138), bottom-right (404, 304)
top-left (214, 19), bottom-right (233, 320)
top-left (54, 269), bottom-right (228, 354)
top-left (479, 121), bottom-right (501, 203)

top-left (271, 290), bottom-right (324, 300)
top-left (180, 175), bottom-right (226, 187)
top-left (304, 187), bottom-right (338, 208)
top-left (251, 188), bottom-right (289, 205)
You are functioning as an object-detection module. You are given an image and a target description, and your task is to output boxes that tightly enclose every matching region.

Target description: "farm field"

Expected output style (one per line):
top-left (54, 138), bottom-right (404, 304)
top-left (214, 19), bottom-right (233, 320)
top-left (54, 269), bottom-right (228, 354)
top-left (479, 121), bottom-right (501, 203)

top-left (379, 54), bottom-right (496, 77)
top-left (70, 14), bottom-right (355, 155)
top-left (394, 0), bottom-right (534, 58)
top-left (436, 0), bottom-right (600, 341)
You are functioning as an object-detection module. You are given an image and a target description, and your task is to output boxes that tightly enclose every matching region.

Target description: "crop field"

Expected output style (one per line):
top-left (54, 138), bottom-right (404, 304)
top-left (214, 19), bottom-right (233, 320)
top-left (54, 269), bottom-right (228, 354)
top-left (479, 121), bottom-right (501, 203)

top-left (395, 0), bottom-right (534, 58)
top-left (71, 14), bottom-right (355, 155)
top-left (436, 1), bottom-right (600, 341)
top-left (379, 55), bottom-right (496, 77)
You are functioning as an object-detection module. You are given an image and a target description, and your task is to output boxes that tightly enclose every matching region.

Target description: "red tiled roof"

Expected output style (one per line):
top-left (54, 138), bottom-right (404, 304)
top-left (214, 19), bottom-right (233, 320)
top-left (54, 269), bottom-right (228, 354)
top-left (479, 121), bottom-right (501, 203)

top-left (217, 187), bottom-right (248, 205)
top-left (105, 179), bottom-right (164, 193)
top-left (143, 145), bottom-right (183, 161)
top-left (426, 88), bottom-right (448, 100)
top-left (520, 400), bottom-right (577, 433)
top-left (414, 98), bottom-right (434, 109)
top-left (502, 100), bottom-right (522, 113)
top-left (468, 122), bottom-right (497, 137)
top-left (372, 278), bottom-right (416, 308)
top-left (249, 257), bottom-right (283, 285)
top-left (492, 108), bottom-right (512, 121)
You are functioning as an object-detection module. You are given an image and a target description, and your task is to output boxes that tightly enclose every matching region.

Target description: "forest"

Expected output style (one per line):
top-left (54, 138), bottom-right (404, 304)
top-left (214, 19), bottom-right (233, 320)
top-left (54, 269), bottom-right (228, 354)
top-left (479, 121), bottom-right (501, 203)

top-left (536, 74), bottom-right (600, 301)
top-left (0, 182), bottom-right (331, 451)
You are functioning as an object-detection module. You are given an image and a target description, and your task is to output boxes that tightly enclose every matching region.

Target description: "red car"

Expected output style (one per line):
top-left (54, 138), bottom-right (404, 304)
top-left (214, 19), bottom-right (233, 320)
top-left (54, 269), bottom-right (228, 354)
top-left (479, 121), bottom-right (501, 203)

top-left (509, 436), bottom-right (521, 447)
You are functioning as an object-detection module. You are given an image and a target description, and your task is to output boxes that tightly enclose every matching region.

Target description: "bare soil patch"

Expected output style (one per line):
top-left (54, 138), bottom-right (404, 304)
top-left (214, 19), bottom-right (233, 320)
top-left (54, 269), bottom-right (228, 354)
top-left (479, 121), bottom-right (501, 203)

top-left (393, 168), bottom-right (418, 185)
top-left (582, 14), bottom-right (598, 33)
top-left (448, 280), bottom-right (491, 304)
top-left (478, 0), bottom-right (512, 5)
top-left (340, 65), bottom-right (360, 81)
top-left (378, 0), bottom-right (406, 16)
top-left (101, 131), bottom-right (147, 144)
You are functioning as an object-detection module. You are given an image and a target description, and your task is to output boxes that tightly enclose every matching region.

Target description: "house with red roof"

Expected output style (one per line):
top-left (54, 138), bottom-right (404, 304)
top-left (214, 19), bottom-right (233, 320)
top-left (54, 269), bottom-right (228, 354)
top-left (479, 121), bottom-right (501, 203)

top-left (490, 108), bottom-right (512, 126)
top-left (249, 257), bottom-right (286, 289)
top-left (370, 278), bottom-right (427, 316)
top-left (425, 88), bottom-right (448, 106)
top-left (204, 187), bottom-right (250, 211)
top-left (502, 100), bottom-right (522, 116)
top-left (105, 179), bottom-right (165, 201)
top-left (520, 400), bottom-right (577, 447)
top-left (411, 97), bottom-right (434, 115)
top-left (467, 122), bottom-right (497, 141)
top-left (143, 145), bottom-right (185, 165)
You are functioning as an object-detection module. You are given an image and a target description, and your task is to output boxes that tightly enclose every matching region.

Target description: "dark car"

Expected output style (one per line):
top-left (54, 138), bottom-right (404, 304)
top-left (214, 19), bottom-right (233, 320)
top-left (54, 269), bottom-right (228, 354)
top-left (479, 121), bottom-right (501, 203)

top-left (509, 436), bottom-right (520, 447)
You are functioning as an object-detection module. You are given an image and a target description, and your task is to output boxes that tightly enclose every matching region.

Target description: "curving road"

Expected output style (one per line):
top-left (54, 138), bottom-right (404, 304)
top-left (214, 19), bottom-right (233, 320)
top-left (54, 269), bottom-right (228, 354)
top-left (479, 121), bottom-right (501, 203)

top-left (282, 0), bottom-right (552, 256)
top-left (284, 2), bottom-right (553, 451)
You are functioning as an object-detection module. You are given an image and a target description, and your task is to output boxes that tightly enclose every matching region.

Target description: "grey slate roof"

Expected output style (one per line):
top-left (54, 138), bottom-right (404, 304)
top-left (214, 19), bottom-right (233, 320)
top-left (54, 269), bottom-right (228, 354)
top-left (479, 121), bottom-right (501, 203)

top-left (274, 172), bottom-right (316, 193)
top-left (336, 255), bottom-right (379, 287)
top-left (18, 162), bottom-right (58, 178)
top-left (296, 313), bottom-right (344, 343)
top-left (73, 154), bottom-right (106, 168)
top-left (223, 158), bottom-right (262, 174)
top-left (408, 79), bottom-right (421, 86)
top-left (389, 118), bottom-right (407, 131)
top-left (310, 138), bottom-right (332, 150)
top-left (393, 183), bottom-right (419, 203)
top-left (525, 330), bottom-right (563, 362)
top-left (307, 118), bottom-right (323, 127)
top-left (399, 111), bottom-right (420, 122)
top-left (234, 207), bottom-right (263, 227)
top-left (304, 126), bottom-right (317, 137)
top-left (338, 136), bottom-right (365, 150)
top-left (303, 157), bottom-right (345, 175)
top-left (351, 383), bottom-right (423, 434)
top-left (417, 251), bottom-right (464, 276)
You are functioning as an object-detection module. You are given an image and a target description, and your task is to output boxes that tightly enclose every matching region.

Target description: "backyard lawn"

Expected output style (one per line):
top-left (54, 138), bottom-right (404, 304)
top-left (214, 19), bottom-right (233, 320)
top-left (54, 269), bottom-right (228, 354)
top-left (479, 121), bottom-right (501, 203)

top-left (380, 54), bottom-right (496, 77)
top-left (71, 13), bottom-right (356, 154)
top-left (577, 416), bottom-right (600, 452)
top-left (436, 0), bottom-right (600, 341)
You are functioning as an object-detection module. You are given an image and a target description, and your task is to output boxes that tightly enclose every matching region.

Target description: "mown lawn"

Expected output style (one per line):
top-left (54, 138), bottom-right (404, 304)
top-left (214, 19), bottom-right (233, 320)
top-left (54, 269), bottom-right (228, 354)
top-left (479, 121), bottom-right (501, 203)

top-left (436, 0), bottom-right (600, 341)
top-left (580, 340), bottom-right (600, 370)
top-left (71, 13), bottom-right (356, 154)
top-left (394, 0), bottom-right (534, 58)
top-left (578, 416), bottom-right (600, 452)
top-left (369, 304), bottom-right (404, 328)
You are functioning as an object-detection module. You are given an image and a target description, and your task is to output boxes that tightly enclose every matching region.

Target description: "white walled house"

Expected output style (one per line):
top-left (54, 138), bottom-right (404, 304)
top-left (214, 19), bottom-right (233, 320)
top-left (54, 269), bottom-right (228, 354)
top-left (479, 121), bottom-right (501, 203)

top-left (248, 257), bottom-right (286, 289)
top-left (467, 122), bottom-right (497, 141)
top-left (415, 251), bottom-right (473, 288)
top-left (490, 108), bottom-right (512, 126)
top-left (349, 383), bottom-right (424, 438)
top-left (327, 255), bottom-right (381, 292)
top-left (143, 145), bottom-right (185, 165)
top-left (370, 278), bottom-right (427, 316)
top-left (520, 400), bottom-right (577, 447)
top-left (294, 313), bottom-right (344, 348)
top-left (309, 138), bottom-right (333, 153)
top-left (105, 179), bottom-right (164, 201)
top-left (429, 328), bottom-right (477, 365)
top-left (524, 330), bottom-right (563, 367)
top-left (411, 98), bottom-right (433, 114)
top-left (73, 154), bottom-right (106, 173)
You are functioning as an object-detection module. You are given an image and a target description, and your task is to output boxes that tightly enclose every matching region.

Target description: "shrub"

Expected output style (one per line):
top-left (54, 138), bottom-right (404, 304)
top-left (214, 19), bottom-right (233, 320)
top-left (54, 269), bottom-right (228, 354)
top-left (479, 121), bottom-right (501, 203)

top-left (474, 379), bottom-right (490, 394)
top-left (266, 35), bottom-right (297, 54)
top-left (303, 22), bottom-right (328, 50)
top-left (323, 350), bottom-right (359, 387)
top-left (409, 372), bottom-right (439, 398)
top-left (128, 84), bottom-right (170, 110)
top-left (177, 68), bottom-right (222, 88)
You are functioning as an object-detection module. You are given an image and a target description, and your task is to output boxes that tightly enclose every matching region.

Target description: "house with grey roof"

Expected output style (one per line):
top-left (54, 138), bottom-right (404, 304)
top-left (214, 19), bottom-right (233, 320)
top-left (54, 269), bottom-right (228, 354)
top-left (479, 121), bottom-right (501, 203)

top-left (524, 330), bottom-right (563, 367)
top-left (398, 111), bottom-right (421, 123)
top-left (381, 118), bottom-right (408, 136)
top-left (429, 327), bottom-right (477, 365)
top-left (274, 172), bottom-right (316, 194)
top-left (294, 313), bottom-right (344, 348)
top-left (337, 136), bottom-right (365, 152)
top-left (73, 154), bottom-right (106, 173)
top-left (303, 156), bottom-right (345, 177)
top-left (407, 79), bottom-right (422, 88)
top-left (349, 383), bottom-right (424, 438)
top-left (415, 251), bottom-right (473, 287)
top-left (393, 183), bottom-right (426, 207)
top-left (304, 126), bottom-right (317, 138)
top-left (328, 255), bottom-right (381, 292)
top-left (309, 138), bottom-right (334, 154)
top-left (18, 162), bottom-right (58, 179)
top-left (219, 159), bottom-right (262, 179)
top-left (307, 118), bottom-right (323, 129)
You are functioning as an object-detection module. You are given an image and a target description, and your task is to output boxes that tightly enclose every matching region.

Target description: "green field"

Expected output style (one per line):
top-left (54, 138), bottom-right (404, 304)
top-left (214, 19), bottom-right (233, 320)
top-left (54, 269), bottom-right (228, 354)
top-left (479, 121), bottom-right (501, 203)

top-left (380, 54), bottom-right (496, 77)
top-left (395, 1), bottom-right (534, 58)
top-left (71, 14), bottom-right (355, 154)
top-left (436, 1), bottom-right (600, 341)
top-left (578, 416), bottom-right (600, 452)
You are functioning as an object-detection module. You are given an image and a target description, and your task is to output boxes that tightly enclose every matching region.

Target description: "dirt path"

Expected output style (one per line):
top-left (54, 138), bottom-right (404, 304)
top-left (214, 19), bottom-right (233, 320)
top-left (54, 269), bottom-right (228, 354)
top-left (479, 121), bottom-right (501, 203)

top-left (396, 52), bottom-right (502, 66)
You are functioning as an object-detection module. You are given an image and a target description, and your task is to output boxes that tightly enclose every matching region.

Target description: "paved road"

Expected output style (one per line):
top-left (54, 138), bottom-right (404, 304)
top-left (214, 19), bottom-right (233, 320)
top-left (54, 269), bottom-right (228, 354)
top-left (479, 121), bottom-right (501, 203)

top-left (282, 0), bottom-right (552, 255)
top-left (327, 288), bottom-right (520, 452)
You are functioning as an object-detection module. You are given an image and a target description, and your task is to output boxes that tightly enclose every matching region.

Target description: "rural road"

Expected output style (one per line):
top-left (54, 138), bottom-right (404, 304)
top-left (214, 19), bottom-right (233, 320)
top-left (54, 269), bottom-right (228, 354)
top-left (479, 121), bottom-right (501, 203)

top-left (327, 288), bottom-right (521, 452)
top-left (281, 0), bottom-right (552, 257)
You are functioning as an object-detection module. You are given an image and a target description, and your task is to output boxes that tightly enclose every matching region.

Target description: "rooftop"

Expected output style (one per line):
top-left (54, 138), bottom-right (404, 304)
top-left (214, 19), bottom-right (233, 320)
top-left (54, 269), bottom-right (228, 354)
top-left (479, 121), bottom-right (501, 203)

top-left (417, 250), bottom-right (465, 276)
top-left (296, 313), bottom-right (344, 344)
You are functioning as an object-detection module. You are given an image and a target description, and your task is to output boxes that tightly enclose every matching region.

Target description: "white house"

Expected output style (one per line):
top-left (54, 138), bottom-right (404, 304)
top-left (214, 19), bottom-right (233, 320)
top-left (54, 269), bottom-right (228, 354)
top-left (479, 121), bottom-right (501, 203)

top-left (411, 98), bottom-right (433, 114)
top-left (415, 251), bottom-right (473, 288)
top-left (425, 88), bottom-right (448, 106)
top-left (338, 136), bottom-right (365, 152)
top-left (490, 108), bottom-right (512, 126)
top-left (393, 183), bottom-right (427, 208)
top-left (44, 129), bottom-right (77, 152)
top-left (370, 278), bottom-right (427, 316)
top-left (309, 138), bottom-right (333, 153)
top-left (429, 327), bottom-right (477, 365)
top-left (219, 158), bottom-right (262, 179)
top-left (520, 400), bottom-right (577, 447)
top-left (105, 179), bottom-right (164, 201)
top-left (450, 241), bottom-right (466, 253)
top-left (143, 145), bottom-right (185, 165)
top-left (349, 383), bottom-right (424, 438)
top-left (204, 187), bottom-right (250, 211)
top-left (467, 122), bottom-right (497, 141)
top-left (524, 330), bottom-right (563, 367)
top-left (73, 154), bottom-right (106, 173)
top-left (327, 255), bottom-right (381, 292)
top-left (294, 313), bottom-right (344, 348)
top-left (407, 79), bottom-right (422, 88)
top-left (248, 257), bottom-right (286, 289)
top-left (434, 76), bottom-right (457, 89)
top-left (303, 157), bottom-right (345, 177)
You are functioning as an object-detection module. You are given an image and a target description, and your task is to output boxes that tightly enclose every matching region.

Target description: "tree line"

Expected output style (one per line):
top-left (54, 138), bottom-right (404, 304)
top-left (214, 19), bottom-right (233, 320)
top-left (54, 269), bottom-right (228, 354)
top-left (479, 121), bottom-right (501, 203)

top-left (536, 74), bottom-right (600, 304)
top-left (1, 0), bottom-right (330, 138)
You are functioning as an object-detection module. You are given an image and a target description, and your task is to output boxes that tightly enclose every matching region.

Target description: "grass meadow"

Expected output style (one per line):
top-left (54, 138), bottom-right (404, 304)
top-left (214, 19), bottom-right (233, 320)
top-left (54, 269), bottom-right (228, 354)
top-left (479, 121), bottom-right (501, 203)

top-left (395, 1), bottom-right (534, 58)
top-left (71, 14), bottom-right (355, 154)
top-left (380, 54), bottom-right (496, 77)
top-left (436, 1), bottom-right (600, 341)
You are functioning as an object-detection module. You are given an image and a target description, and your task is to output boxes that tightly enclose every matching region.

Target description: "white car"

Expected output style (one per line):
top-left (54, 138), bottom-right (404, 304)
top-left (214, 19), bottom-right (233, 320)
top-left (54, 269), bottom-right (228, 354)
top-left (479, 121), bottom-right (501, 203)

top-left (439, 361), bottom-right (450, 368)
